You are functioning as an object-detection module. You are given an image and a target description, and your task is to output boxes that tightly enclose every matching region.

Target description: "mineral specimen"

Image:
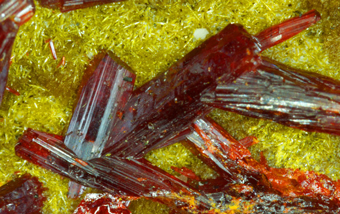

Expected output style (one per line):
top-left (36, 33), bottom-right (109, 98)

top-left (39, 0), bottom-right (125, 12)
top-left (0, 174), bottom-right (47, 214)
top-left (102, 10), bottom-right (321, 158)
top-left (201, 58), bottom-right (340, 136)
top-left (73, 193), bottom-right (131, 214)
top-left (0, 0), bottom-right (35, 104)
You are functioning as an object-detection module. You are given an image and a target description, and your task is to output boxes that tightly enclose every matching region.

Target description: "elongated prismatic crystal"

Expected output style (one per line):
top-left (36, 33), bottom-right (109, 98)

top-left (39, 0), bottom-right (125, 12)
top-left (201, 58), bottom-right (340, 136)
top-left (102, 10), bottom-right (321, 158)
top-left (15, 129), bottom-right (219, 212)
top-left (0, 174), bottom-right (47, 214)
top-left (0, 0), bottom-right (35, 104)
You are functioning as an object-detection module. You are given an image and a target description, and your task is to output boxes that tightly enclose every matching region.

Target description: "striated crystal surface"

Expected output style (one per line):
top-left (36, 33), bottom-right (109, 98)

top-left (15, 127), bottom-right (340, 212)
top-left (202, 58), bottom-right (340, 136)
top-left (102, 10), bottom-right (320, 158)
top-left (74, 193), bottom-right (131, 214)
top-left (0, 0), bottom-right (35, 105)
top-left (65, 53), bottom-right (136, 160)
top-left (0, 174), bottom-right (47, 214)
top-left (39, 0), bottom-right (125, 12)
top-left (15, 129), bottom-right (216, 212)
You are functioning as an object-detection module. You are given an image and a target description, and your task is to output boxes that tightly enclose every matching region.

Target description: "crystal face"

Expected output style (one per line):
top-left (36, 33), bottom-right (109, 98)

top-left (202, 58), bottom-right (340, 136)
top-left (39, 0), bottom-right (125, 12)
top-left (0, 0), bottom-right (35, 105)
top-left (0, 174), bottom-right (47, 214)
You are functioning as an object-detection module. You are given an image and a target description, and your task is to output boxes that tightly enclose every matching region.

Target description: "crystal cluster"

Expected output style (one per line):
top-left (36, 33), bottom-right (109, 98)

top-left (39, 0), bottom-right (125, 12)
top-left (0, 174), bottom-right (47, 214)
top-left (0, 0), bottom-right (35, 105)
top-left (11, 8), bottom-right (340, 213)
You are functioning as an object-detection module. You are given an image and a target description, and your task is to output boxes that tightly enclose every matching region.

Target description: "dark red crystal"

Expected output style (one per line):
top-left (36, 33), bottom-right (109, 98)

top-left (102, 10), bottom-right (321, 159)
top-left (202, 57), bottom-right (340, 136)
top-left (0, 174), bottom-right (47, 214)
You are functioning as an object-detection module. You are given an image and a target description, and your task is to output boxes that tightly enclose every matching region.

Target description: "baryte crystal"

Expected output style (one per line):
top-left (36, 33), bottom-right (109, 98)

top-left (0, 0), bottom-right (35, 105)
top-left (201, 58), bottom-right (340, 136)
top-left (39, 0), bottom-right (125, 12)
top-left (0, 174), bottom-right (47, 214)
top-left (102, 10), bottom-right (320, 158)
top-left (74, 193), bottom-right (131, 214)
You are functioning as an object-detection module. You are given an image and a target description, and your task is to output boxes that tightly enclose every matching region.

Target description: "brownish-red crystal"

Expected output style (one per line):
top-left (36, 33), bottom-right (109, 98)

top-left (102, 10), bottom-right (320, 159)
top-left (0, 174), bottom-right (47, 214)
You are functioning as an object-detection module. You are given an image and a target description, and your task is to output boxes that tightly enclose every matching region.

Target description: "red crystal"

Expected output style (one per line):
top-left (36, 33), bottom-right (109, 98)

top-left (0, 174), bottom-right (47, 214)
top-left (17, 129), bottom-right (229, 212)
top-left (0, 0), bottom-right (35, 105)
top-left (74, 193), bottom-right (131, 214)
top-left (39, 0), bottom-right (126, 12)
top-left (102, 10), bottom-right (320, 158)
top-left (202, 57), bottom-right (340, 136)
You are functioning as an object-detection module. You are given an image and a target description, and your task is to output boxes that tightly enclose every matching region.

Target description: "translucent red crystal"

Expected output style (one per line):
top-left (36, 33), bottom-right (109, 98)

top-left (0, 174), bottom-right (47, 214)
top-left (202, 57), bottom-right (340, 136)
top-left (0, 0), bottom-right (35, 105)
top-left (15, 129), bottom-right (216, 212)
top-left (39, 0), bottom-right (125, 12)
top-left (102, 10), bottom-right (321, 159)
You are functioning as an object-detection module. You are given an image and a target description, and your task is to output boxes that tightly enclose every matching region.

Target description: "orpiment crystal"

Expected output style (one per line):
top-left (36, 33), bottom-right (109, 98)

top-left (0, 174), bottom-right (47, 214)
top-left (0, 0), bottom-right (35, 104)
top-left (103, 10), bottom-right (321, 159)
top-left (201, 58), bottom-right (340, 136)
top-left (39, 0), bottom-right (125, 12)
top-left (74, 193), bottom-right (131, 214)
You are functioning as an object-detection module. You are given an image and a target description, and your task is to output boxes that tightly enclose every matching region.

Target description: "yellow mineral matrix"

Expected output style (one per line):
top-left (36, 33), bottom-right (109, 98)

top-left (0, 0), bottom-right (339, 213)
